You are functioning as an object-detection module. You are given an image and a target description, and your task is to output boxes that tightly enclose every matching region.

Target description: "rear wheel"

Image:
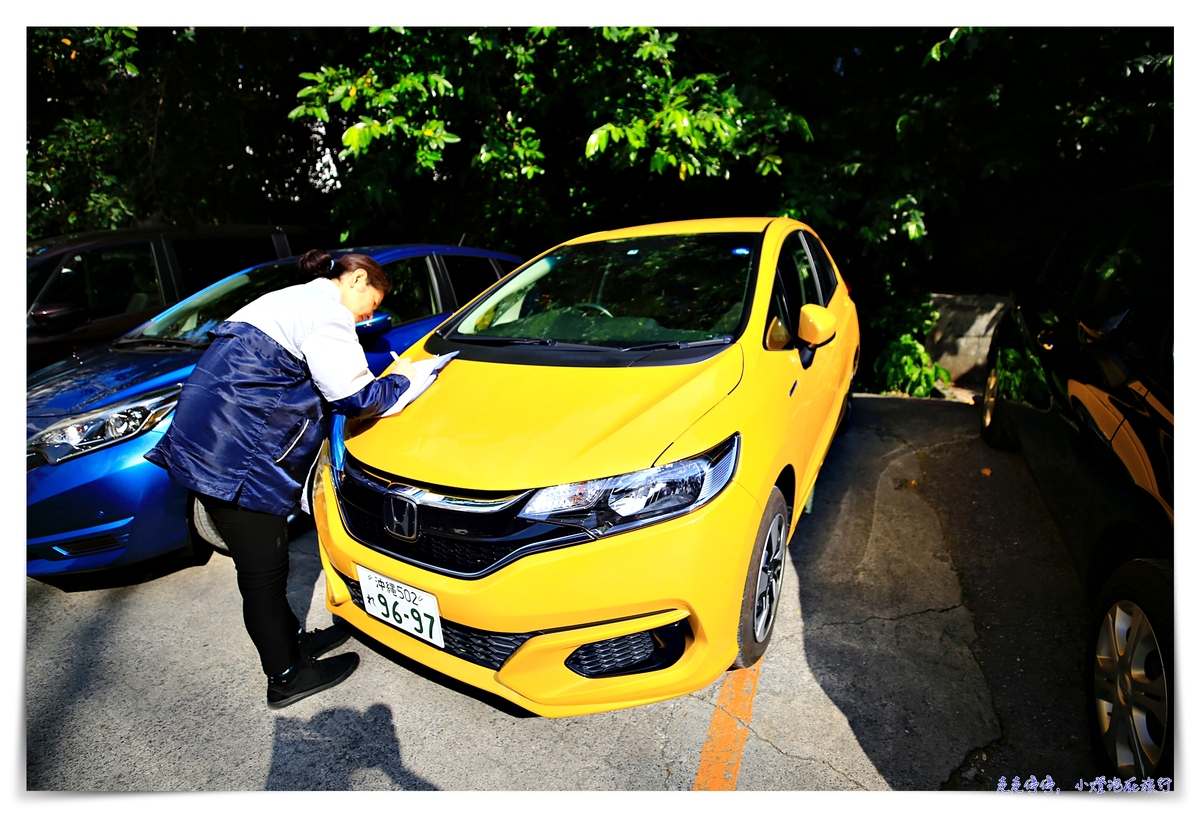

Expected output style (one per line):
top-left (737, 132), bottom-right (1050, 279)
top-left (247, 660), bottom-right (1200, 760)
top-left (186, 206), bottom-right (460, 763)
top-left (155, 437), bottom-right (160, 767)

top-left (1088, 559), bottom-right (1173, 779)
top-left (732, 487), bottom-right (788, 669)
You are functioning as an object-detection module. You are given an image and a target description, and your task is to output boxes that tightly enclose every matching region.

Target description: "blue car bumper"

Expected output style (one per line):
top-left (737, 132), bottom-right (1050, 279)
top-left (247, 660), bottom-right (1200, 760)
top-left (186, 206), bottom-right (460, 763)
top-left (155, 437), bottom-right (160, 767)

top-left (27, 423), bottom-right (189, 576)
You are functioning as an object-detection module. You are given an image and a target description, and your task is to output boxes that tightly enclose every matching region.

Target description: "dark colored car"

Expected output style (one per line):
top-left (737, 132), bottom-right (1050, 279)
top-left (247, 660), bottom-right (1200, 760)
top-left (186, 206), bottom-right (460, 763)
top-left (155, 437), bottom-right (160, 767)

top-left (26, 225), bottom-right (324, 374)
top-left (27, 243), bottom-right (522, 577)
top-left (979, 181), bottom-right (1173, 779)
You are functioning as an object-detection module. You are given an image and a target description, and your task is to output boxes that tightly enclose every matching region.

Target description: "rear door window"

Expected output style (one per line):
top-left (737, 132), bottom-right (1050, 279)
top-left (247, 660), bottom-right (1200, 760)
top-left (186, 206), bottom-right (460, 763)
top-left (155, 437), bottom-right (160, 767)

top-left (439, 254), bottom-right (501, 308)
top-left (379, 256), bottom-right (440, 326)
top-left (30, 242), bottom-right (164, 323)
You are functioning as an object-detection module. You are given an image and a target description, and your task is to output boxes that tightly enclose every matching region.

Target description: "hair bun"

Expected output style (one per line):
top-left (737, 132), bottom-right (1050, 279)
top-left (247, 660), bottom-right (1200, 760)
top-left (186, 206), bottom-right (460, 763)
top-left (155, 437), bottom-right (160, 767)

top-left (298, 248), bottom-right (335, 278)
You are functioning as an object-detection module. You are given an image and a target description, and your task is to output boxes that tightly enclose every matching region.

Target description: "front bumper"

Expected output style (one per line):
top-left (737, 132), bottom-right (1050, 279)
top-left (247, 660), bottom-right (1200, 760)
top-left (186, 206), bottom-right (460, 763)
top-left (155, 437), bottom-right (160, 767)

top-left (26, 428), bottom-right (189, 576)
top-left (314, 463), bottom-right (762, 717)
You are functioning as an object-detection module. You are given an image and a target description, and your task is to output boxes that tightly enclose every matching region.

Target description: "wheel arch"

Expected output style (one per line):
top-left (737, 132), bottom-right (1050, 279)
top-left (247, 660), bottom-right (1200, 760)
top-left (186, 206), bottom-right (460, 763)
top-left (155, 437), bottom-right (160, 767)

top-left (774, 464), bottom-right (796, 530)
top-left (1086, 519), bottom-right (1173, 602)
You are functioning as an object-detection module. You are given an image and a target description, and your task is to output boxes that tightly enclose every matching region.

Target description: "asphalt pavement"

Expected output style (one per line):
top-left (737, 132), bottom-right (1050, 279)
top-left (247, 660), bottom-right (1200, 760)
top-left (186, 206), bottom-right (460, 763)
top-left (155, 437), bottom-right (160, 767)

top-left (25, 395), bottom-right (1103, 791)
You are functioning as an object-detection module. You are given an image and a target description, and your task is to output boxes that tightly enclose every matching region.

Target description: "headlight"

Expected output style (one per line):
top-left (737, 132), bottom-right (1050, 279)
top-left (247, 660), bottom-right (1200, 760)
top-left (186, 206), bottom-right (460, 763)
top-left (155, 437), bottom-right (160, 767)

top-left (518, 434), bottom-right (740, 536)
top-left (27, 386), bottom-right (181, 465)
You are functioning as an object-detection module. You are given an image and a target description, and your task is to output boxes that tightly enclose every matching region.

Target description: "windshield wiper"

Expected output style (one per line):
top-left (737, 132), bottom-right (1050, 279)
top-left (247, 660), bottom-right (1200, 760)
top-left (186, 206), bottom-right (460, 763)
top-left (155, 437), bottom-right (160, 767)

top-left (111, 336), bottom-right (203, 349)
top-left (620, 336), bottom-right (733, 353)
top-left (452, 336), bottom-right (617, 350)
top-left (453, 335), bottom-right (557, 346)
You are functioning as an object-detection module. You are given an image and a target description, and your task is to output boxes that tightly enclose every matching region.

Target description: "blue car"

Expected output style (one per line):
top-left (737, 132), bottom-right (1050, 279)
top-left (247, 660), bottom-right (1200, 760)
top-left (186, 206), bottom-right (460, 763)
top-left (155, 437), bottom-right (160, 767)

top-left (26, 244), bottom-right (522, 576)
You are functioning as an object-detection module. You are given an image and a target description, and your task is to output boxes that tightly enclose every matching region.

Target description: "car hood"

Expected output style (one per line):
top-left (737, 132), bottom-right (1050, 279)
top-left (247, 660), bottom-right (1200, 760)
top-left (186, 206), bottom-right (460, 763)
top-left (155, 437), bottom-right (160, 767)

top-left (27, 346), bottom-right (199, 427)
top-left (344, 344), bottom-right (745, 491)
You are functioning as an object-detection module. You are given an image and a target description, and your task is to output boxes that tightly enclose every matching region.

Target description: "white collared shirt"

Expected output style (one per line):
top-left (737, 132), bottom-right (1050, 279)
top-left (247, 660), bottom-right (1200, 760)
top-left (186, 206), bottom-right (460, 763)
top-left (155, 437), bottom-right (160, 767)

top-left (226, 277), bottom-right (374, 402)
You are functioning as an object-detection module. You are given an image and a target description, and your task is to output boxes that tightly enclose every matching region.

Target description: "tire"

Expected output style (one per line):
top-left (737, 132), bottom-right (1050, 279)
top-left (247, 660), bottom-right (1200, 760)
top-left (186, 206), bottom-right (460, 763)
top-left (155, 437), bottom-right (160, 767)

top-left (835, 392), bottom-right (852, 436)
top-left (189, 492), bottom-right (230, 555)
top-left (175, 493), bottom-right (216, 567)
top-left (732, 487), bottom-right (788, 669)
top-left (980, 329), bottom-right (1016, 450)
top-left (1088, 558), bottom-right (1174, 779)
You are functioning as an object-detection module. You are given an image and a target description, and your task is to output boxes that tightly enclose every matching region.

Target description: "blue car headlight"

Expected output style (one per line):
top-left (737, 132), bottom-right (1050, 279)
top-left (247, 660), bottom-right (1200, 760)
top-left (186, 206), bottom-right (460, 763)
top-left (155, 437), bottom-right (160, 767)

top-left (518, 433), bottom-right (740, 536)
top-left (27, 386), bottom-right (181, 465)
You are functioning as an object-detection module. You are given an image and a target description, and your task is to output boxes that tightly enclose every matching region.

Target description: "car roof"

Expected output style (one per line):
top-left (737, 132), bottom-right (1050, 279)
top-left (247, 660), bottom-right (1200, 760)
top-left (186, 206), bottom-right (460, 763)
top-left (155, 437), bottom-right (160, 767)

top-left (562, 217), bottom-right (783, 245)
top-left (337, 244), bottom-right (523, 263)
top-left (195, 243), bottom-right (523, 292)
top-left (26, 224), bottom-right (304, 257)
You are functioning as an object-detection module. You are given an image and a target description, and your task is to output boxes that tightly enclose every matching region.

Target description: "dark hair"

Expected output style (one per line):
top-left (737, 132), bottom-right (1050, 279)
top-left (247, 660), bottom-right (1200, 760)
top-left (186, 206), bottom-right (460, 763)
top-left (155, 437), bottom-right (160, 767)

top-left (298, 248), bottom-right (391, 295)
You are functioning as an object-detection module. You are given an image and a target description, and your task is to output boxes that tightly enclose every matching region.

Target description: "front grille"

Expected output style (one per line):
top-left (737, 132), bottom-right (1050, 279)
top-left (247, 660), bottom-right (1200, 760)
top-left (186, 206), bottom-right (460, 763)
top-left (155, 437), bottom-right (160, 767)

top-left (340, 504), bottom-right (529, 575)
top-left (335, 453), bottom-right (588, 578)
top-left (340, 569), bottom-right (534, 670)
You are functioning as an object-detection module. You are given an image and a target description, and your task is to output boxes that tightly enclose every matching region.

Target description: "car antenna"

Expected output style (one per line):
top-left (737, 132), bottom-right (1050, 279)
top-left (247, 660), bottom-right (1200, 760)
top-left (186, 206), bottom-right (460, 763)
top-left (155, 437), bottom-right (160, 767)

top-left (458, 233), bottom-right (466, 246)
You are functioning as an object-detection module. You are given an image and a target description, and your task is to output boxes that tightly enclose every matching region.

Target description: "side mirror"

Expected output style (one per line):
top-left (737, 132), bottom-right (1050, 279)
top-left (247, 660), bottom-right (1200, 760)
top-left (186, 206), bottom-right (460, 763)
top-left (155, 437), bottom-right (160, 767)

top-left (29, 303), bottom-right (87, 332)
top-left (798, 304), bottom-right (837, 348)
top-left (355, 312), bottom-right (393, 338)
top-left (765, 315), bottom-right (792, 351)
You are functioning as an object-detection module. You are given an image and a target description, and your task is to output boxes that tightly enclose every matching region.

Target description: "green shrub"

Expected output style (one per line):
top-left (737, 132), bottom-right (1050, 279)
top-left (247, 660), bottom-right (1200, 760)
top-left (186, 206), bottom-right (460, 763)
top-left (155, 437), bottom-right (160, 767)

top-left (869, 294), bottom-right (949, 397)
top-left (874, 333), bottom-right (951, 397)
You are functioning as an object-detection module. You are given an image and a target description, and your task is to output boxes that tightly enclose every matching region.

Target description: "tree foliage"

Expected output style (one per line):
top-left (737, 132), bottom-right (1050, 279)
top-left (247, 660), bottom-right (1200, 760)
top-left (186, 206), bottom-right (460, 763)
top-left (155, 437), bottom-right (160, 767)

top-left (27, 26), bottom-right (1172, 392)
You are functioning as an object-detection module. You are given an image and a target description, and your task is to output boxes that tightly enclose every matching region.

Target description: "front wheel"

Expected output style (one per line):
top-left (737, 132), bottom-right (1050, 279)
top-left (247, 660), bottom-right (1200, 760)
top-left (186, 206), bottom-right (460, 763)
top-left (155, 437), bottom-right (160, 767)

top-left (1088, 559), bottom-right (1173, 779)
top-left (189, 492), bottom-right (230, 555)
top-left (732, 487), bottom-right (788, 669)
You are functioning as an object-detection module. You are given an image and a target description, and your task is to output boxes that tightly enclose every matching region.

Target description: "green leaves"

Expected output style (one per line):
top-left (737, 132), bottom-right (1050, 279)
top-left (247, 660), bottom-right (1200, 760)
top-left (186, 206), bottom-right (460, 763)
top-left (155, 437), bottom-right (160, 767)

top-left (290, 55), bottom-right (464, 169)
top-left (27, 116), bottom-right (136, 236)
top-left (873, 333), bottom-right (950, 397)
top-left (95, 26), bottom-right (140, 78)
top-left (582, 43), bottom-right (794, 183)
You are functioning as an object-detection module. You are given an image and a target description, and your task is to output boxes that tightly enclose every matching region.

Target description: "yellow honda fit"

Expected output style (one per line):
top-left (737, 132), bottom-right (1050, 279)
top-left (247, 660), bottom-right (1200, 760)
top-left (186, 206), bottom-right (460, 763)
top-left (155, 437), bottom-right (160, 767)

top-left (313, 217), bottom-right (859, 716)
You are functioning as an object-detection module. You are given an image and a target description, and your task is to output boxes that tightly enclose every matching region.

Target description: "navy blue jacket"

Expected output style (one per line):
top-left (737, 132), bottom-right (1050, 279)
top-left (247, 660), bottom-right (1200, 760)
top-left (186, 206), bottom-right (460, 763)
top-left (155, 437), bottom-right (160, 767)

top-left (146, 320), bottom-right (409, 515)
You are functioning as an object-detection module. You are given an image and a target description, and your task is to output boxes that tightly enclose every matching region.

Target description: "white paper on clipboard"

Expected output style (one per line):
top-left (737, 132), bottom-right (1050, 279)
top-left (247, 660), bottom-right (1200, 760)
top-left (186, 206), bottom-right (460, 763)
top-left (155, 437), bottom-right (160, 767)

top-left (379, 351), bottom-right (458, 417)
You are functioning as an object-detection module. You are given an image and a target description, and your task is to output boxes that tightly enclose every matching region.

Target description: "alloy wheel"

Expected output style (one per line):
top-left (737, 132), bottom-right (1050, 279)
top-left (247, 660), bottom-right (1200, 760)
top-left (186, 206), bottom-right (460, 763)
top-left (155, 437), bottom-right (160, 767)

top-left (1094, 599), bottom-right (1169, 777)
top-left (753, 513), bottom-right (786, 642)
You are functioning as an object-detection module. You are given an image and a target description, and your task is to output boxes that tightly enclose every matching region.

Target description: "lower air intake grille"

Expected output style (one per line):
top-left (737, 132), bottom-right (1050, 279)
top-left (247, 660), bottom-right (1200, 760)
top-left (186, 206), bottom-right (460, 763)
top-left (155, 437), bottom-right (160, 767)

top-left (565, 619), bottom-right (692, 679)
top-left (340, 570), bottom-right (534, 670)
top-left (566, 632), bottom-right (656, 677)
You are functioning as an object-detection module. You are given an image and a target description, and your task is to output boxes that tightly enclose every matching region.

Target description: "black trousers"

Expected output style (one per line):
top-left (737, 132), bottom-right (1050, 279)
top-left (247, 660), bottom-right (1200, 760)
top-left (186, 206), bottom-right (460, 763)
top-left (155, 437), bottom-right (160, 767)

top-left (198, 495), bottom-right (301, 677)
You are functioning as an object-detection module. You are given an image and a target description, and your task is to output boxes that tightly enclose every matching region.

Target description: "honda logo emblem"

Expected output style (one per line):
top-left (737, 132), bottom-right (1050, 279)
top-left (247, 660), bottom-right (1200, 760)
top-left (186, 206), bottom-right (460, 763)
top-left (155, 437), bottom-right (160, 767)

top-left (385, 493), bottom-right (419, 541)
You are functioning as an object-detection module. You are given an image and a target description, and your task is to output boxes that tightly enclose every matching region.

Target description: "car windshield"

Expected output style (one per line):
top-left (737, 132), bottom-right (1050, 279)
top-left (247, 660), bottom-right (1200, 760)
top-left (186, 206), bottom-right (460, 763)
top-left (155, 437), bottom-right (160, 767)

top-left (131, 261), bottom-right (305, 345)
top-left (451, 233), bottom-right (758, 348)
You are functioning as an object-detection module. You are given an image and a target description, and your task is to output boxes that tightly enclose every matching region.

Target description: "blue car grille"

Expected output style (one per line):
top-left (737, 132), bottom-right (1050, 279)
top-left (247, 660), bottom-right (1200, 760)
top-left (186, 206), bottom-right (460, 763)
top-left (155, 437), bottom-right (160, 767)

top-left (334, 453), bottom-right (588, 579)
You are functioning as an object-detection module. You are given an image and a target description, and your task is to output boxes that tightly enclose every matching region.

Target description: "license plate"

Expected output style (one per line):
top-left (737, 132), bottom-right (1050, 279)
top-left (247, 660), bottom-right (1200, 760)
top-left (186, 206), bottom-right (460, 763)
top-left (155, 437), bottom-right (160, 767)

top-left (357, 565), bottom-right (445, 648)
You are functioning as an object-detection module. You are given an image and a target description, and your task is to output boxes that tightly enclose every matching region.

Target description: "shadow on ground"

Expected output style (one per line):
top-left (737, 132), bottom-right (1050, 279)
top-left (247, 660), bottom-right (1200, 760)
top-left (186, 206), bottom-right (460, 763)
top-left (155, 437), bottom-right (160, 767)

top-left (267, 703), bottom-right (438, 790)
top-left (788, 396), bottom-right (1099, 790)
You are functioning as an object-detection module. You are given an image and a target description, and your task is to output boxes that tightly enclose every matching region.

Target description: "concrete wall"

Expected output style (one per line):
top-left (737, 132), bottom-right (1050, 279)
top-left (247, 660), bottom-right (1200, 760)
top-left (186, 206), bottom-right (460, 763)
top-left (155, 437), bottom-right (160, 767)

top-left (925, 294), bottom-right (1011, 386)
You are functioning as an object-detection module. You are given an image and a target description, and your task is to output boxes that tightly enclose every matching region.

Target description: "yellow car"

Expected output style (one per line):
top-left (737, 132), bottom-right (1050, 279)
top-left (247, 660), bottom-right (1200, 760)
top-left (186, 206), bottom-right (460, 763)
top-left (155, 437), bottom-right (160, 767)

top-left (313, 217), bottom-right (859, 716)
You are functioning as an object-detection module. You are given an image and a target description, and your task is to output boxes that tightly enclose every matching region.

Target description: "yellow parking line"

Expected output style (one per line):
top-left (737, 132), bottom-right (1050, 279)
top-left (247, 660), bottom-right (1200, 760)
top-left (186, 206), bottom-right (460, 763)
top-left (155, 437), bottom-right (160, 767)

top-left (692, 662), bottom-right (762, 790)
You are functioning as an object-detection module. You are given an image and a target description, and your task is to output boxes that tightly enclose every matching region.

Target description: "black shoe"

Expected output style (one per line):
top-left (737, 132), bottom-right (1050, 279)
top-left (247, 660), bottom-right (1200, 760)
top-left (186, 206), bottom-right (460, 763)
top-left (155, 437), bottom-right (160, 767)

top-left (266, 652), bottom-right (360, 710)
top-left (298, 622), bottom-right (351, 659)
